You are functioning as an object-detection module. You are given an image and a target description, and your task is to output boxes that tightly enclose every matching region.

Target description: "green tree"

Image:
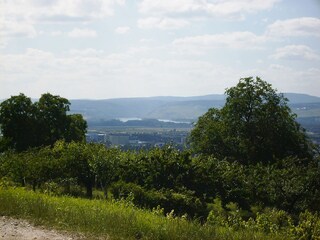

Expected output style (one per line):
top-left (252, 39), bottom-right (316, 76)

top-left (90, 145), bottom-right (121, 198)
top-left (36, 93), bottom-right (70, 146)
top-left (65, 114), bottom-right (87, 143)
top-left (0, 94), bottom-right (37, 151)
top-left (190, 77), bottom-right (314, 164)
top-left (0, 93), bottom-right (87, 151)
top-left (23, 147), bottom-right (60, 191)
top-left (118, 146), bottom-right (192, 191)
top-left (58, 141), bottom-right (95, 198)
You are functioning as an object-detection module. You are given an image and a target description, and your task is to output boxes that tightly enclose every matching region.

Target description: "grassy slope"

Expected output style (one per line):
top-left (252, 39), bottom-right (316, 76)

top-left (0, 187), bottom-right (287, 240)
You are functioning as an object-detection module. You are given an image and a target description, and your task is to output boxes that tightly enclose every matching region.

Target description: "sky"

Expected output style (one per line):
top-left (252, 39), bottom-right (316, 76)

top-left (0, 0), bottom-right (320, 99)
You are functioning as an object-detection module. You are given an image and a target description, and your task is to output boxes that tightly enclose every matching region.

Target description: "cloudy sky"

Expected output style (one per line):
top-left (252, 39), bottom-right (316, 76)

top-left (1, 0), bottom-right (320, 99)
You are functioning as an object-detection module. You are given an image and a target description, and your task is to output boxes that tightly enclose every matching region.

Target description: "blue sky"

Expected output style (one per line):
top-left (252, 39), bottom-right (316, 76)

top-left (1, 0), bottom-right (320, 99)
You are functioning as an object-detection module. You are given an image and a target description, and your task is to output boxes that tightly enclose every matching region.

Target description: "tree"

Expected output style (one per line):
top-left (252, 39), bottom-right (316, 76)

top-left (0, 94), bottom-right (37, 151)
top-left (36, 93), bottom-right (71, 146)
top-left (0, 93), bottom-right (87, 151)
top-left (190, 77), bottom-right (315, 164)
top-left (57, 141), bottom-right (95, 198)
top-left (90, 145), bottom-right (121, 198)
top-left (65, 114), bottom-right (87, 143)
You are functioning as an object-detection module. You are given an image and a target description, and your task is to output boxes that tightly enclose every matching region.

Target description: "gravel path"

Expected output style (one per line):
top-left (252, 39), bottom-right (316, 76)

top-left (0, 216), bottom-right (84, 240)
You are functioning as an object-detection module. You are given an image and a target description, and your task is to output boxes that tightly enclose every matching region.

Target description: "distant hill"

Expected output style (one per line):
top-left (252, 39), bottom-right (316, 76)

top-left (69, 93), bottom-right (320, 124)
top-left (69, 95), bottom-right (226, 122)
top-left (284, 93), bottom-right (320, 104)
top-left (284, 93), bottom-right (320, 118)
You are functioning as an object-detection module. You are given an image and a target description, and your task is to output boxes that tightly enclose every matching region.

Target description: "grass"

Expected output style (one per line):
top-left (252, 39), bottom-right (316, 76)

top-left (0, 187), bottom-right (289, 240)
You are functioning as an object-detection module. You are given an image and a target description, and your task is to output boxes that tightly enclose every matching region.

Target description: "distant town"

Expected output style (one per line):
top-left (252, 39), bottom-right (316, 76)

top-left (86, 128), bottom-right (189, 150)
top-left (85, 117), bottom-right (320, 150)
top-left (86, 118), bottom-right (192, 150)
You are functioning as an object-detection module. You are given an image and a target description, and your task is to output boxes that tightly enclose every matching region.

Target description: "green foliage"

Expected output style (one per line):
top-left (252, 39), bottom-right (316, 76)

top-left (191, 156), bottom-right (250, 210)
top-left (64, 114), bottom-right (87, 143)
top-left (244, 157), bottom-right (320, 213)
top-left (90, 146), bottom-right (121, 197)
top-left (0, 93), bottom-right (87, 151)
top-left (0, 94), bottom-right (37, 151)
top-left (190, 77), bottom-right (315, 164)
top-left (110, 181), bottom-right (207, 217)
top-left (0, 142), bottom-right (320, 239)
top-left (35, 93), bottom-right (71, 146)
top-left (118, 146), bottom-right (193, 191)
top-left (53, 141), bottom-right (96, 198)
top-left (206, 198), bottom-right (229, 226)
top-left (1, 142), bottom-right (319, 218)
top-left (292, 211), bottom-right (320, 240)
top-left (254, 209), bottom-right (293, 234)
top-left (207, 200), bottom-right (294, 235)
top-left (206, 199), bottom-right (303, 237)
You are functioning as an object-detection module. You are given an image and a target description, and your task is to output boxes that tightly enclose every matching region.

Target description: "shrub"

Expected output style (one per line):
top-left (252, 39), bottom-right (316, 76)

top-left (110, 181), bottom-right (207, 217)
top-left (207, 199), bottom-right (247, 229)
top-left (255, 208), bottom-right (293, 234)
top-left (291, 211), bottom-right (320, 240)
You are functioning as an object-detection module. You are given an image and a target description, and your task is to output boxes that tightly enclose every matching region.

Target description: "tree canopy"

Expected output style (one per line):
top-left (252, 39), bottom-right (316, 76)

top-left (190, 77), bottom-right (315, 164)
top-left (0, 93), bottom-right (87, 151)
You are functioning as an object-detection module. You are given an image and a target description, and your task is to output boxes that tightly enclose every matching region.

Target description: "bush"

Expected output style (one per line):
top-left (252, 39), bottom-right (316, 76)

top-left (40, 178), bottom-right (84, 197)
top-left (161, 189), bottom-right (208, 218)
top-left (255, 209), bottom-right (293, 234)
top-left (291, 211), bottom-right (320, 240)
top-left (207, 199), bottom-right (248, 230)
top-left (110, 181), bottom-right (207, 217)
top-left (207, 199), bottom-right (294, 235)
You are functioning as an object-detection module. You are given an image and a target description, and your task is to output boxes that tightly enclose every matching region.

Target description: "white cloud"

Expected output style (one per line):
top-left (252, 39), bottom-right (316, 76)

top-left (139, 0), bottom-right (280, 19)
top-left (138, 17), bottom-right (189, 30)
top-left (0, 48), bottom-right (238, 98)
top-left (172, 31), bottom-right (267, 53)
top-left (266, 17), bottom-right (320, 38)
top-left (50, 31), bottom-right (63, 36)
top-left (68, 28), bottom-right (97, 38)
top-left (230, 64), bottom-right (320, 97)
top-left (139, 38), bottom-right (154, 43)
top-left (69, 48), bottom-right (104, 56)
top-left (137, 0), bottom-right (281, 31)
top-left (3, 0), bottom-right (125, 23)
top-left (0, 0), bottom-right (125, 41)
top-left (139, 0), bottom-right (202, 15)
top-left (25, 48), bottom-right (55, 58)
top-left (0, 20), bottom-right (37, 38)
top-left (205, 0), bottom-right (280, 18)
top-left (264, 65), bottom-right (320, 95)
top-left (2, 47), bottom-right (320, 99)
top-left (0, 19), bottom-right (37, 47)
top-left (115, 26), bottom-right (130, 34)
top-left (271, 45), bottom-right (320, 61)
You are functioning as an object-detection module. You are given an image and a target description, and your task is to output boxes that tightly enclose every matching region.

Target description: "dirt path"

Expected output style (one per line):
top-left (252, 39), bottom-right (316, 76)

top-left (0, 216), bottom-right (85, 240)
